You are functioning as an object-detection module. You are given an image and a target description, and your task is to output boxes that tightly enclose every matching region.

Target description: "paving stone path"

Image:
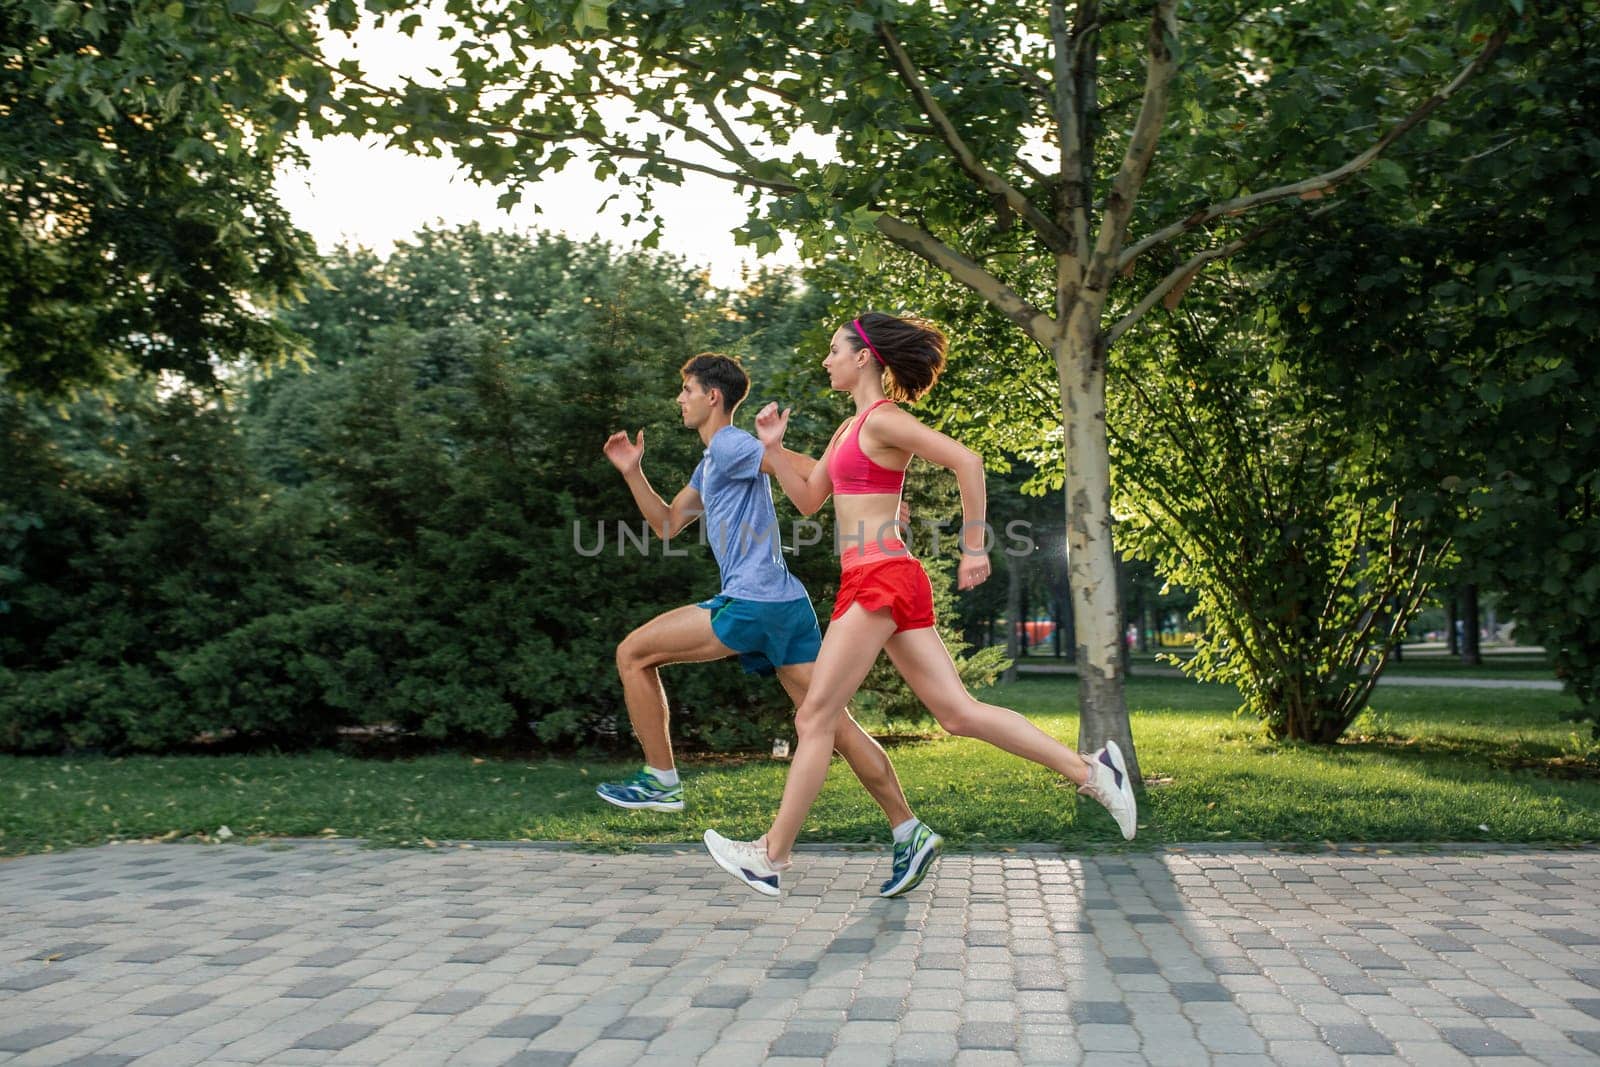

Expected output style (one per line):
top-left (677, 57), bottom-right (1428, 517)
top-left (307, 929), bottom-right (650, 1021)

top-left (2, 842), bottom-right (1599, 1065)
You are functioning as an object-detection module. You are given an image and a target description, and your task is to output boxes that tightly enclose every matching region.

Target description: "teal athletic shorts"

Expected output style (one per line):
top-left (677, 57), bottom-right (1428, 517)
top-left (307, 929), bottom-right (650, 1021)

top-left (696, 594), bottom-right (822, 676)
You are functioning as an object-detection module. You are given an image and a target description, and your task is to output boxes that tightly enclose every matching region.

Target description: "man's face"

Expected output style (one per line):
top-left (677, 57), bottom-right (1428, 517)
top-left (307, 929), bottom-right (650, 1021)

top-left (677, 376), bottom-right (719, 428)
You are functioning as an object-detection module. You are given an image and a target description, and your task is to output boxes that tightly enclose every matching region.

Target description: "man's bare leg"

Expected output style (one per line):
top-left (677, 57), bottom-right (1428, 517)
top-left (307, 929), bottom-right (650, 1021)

top-left (614, 604), bottom-right (734, 771)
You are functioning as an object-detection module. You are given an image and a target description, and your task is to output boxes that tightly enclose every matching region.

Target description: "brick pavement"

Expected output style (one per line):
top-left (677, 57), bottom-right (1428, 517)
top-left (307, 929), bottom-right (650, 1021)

top-left (2, 842), bottom-right (1598, 1065)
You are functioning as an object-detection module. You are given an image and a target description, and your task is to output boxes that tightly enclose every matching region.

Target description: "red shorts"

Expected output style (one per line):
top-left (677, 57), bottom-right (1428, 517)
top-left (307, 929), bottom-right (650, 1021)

top-left (832, 542), bottom-right (936, 633)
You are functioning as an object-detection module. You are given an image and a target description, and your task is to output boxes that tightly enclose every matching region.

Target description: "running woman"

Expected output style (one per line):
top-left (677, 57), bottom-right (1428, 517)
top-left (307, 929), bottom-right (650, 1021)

top-left (702, 315), bottom-right (1137, 897)
top-left (598, 353), bottom-right (944, 897)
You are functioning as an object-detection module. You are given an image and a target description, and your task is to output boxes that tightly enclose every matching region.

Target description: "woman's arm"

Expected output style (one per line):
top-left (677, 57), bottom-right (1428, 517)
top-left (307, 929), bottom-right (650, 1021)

top-left (755, 402), bottom-right (840, 517)
top-left (870, 408), bottom-right (992, 588)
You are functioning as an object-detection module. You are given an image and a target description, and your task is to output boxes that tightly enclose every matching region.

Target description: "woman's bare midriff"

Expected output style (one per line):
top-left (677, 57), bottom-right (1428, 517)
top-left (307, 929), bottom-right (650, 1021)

top-left (833, 493), bottom-right (907, 554)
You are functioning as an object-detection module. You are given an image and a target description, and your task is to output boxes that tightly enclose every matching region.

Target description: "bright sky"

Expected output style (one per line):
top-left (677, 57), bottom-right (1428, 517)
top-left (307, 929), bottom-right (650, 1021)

top-left (270, 12), bottom-right (801, 289)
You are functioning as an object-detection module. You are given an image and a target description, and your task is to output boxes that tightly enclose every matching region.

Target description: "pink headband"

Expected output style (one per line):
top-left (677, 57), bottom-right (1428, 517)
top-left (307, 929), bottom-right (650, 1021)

top-left (852, 319), bottom-right (887, 367)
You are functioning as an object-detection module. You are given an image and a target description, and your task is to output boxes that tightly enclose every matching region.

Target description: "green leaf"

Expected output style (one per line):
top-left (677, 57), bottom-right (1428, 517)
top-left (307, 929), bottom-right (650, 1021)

top-left (1367, 158), bottom-right (1408, 191)
top-left (571, 0), bottom-right (611, 33)
top-left (89, 91), bottom-right (116, 123)
top-left (843, 206), bottom-right (882, 234)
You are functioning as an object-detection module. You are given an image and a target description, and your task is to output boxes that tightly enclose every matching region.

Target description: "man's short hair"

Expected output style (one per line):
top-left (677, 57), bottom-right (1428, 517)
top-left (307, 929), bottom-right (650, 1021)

top-left (680, 353), bottom-right (750, 413)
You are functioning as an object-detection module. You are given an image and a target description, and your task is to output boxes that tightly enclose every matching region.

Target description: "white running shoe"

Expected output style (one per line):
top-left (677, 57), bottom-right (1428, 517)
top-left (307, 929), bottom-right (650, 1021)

top-left (702, 829), bottom-right (788, 897)
top-left (1078, 739), bottom-right (1138, 840)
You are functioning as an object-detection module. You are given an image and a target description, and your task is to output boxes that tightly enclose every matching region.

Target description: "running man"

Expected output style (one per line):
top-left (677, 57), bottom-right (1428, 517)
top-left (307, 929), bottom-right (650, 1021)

top-left (597, 353), bottom-right (943, 897)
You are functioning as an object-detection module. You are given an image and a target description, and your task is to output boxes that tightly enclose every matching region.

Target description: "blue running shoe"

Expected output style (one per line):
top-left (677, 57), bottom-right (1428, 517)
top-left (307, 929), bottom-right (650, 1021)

top-left (596, 768), bottom-right (684, 812)
top-left (879, 822), bottom-right (943, 898)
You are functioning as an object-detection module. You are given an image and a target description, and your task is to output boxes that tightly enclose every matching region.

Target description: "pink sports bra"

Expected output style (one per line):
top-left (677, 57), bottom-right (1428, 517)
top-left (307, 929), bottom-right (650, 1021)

top-left (828, 399), bottom-right (908, 495)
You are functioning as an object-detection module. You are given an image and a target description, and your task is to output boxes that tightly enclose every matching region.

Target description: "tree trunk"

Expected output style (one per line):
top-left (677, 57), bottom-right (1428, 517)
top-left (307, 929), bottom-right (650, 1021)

top-left (1137, 604), bottom-right (1152, 654)
top-left (1061, 584), bottom-right (1077, 662)
top-left (1460, 583), bottom-right (1482, 666)
top-left (1001, 559), bottom-right (1021, 683)
top-left (1019, 573), bottom-right (1030, 659)
top-left (1052, 598), bottom-right (1064, 659)
top-left (1446, 595), bottom-right (1459, 656)
top-left (1057, 317), bottom-right (1139, 781)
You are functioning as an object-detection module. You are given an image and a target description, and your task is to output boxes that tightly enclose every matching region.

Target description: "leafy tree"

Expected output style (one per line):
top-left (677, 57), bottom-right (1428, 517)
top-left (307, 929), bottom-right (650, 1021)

top-left (1263, 2), bottom-right (1600, 733)
top-left (1, 0), bottom-right (316, 395)
top-left (1108, 281), bottom-right (1447, 742)
top-left (266, 0), bottom-right (1519, 780)
top-left (2, 229), bottom-right (842, 754)
top-left (255, 231), bottom-right (804, 749)
top-left (0, 383), bottom-right (326, 752)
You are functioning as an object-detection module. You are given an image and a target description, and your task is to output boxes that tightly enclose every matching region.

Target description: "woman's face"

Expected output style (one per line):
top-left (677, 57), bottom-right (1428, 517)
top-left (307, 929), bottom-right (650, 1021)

top-left (823, 325), bottom-right (863, 390)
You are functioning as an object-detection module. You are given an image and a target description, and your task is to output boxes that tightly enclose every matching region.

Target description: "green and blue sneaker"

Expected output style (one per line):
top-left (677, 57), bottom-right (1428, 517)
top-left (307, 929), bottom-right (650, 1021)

top-left (879, 822), bottom-right (943, 898)
top-left (596, 768), bottom-right (684, 812)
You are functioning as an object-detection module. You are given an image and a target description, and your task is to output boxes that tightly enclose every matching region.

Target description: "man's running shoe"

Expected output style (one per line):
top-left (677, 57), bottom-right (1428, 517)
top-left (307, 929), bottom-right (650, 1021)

top-left (596, 768), bottom-right (684, 812)
top-left (879, 822), bottom-right (943, 898)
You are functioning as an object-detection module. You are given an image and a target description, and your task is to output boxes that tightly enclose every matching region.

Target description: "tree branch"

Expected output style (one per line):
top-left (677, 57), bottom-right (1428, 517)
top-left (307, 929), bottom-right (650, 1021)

top-left (874, 213), bottom-right (1055, 343)
top-left (876, 21), bottom-right (1073, 255)
top-left (701, 95), bottom-right (754, 160)
top-left (667, 54), bottom-right (802, 105)
top-left (239, 12), bottom-right (802, 197)
top-left (606, 142), bottom-right (800, 194)
top-left (637, 98), bottom-right (740, 163)
top-left (1118, 22), bottom-right (1512, 272)
top-left (1050, 0), bottom-right (1092, 265)
top-left (1106, 211), bottom-right (1288, 345)
top-left (1084, 0), bottom-right (1179, 293)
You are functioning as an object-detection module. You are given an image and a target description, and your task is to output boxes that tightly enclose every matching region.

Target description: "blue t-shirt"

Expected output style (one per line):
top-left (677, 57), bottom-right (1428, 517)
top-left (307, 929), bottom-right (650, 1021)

top-left (688, 426), bottom-right (807, 603)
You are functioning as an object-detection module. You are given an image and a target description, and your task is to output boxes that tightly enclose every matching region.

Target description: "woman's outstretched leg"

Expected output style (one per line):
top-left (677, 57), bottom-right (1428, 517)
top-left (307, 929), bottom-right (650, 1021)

top-left (884, 626), bottom-right (1137, 838)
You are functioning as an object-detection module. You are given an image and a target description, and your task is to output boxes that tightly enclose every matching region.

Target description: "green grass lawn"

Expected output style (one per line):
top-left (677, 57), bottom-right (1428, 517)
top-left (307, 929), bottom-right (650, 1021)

top-left (1376, 653), bottom-right (1557, 681)
top-left (2, 676), bottom-right (1595, 858)
top-left (1019, 648), bottom-right (1559, 682)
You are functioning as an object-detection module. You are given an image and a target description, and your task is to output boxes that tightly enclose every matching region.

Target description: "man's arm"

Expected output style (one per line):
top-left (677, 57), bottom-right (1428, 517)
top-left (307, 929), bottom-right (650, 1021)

top-left (604, 429), bottom-right (702, 539)
top-left (620, 470), bottom-right (702, 540)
